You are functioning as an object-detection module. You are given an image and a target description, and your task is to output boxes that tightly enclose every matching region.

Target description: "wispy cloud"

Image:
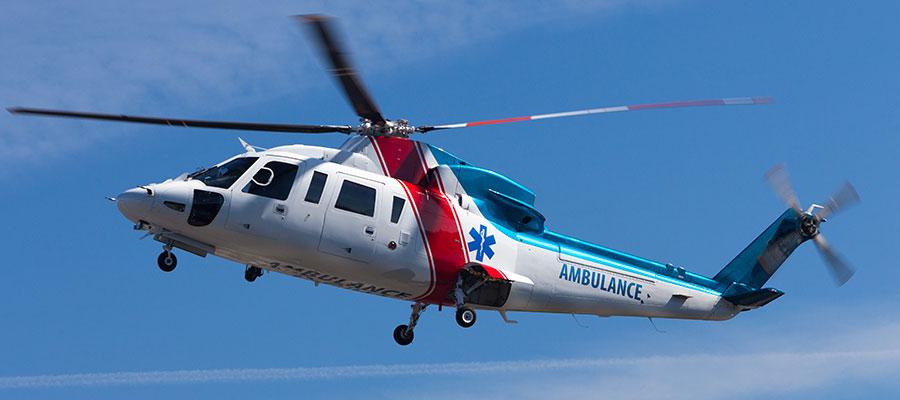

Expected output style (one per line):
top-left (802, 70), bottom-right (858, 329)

top-left (2, 349), bottom-right (898, 394)
top-left (4, 321), bottom-right (899, 398)
top-left (0, 0), bottom-right (671, 169)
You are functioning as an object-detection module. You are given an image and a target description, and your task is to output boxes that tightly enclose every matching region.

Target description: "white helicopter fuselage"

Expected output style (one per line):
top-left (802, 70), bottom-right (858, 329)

top-left (15, 13), bottom-right (843, 345)
top-left (117, 136), bottom-right (739, 322)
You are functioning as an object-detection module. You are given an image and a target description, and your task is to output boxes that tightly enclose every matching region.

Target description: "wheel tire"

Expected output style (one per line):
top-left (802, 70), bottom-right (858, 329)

top-left (393, 324), bottom-right (414, 346)
top-left (157, 252), bottom-right (177, 272)
top-left (455, 307), bottom-right (476, 328)
top-left (244, 267), bottom-right (259, 282)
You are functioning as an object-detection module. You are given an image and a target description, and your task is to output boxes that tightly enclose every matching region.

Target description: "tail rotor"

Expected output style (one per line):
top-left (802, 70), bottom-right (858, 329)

top-left (764, 164), bottom-right (860, 286)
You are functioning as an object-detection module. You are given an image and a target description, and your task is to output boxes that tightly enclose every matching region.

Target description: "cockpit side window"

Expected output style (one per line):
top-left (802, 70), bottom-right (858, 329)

top-left (390, 196), bottom-right (405, 223)
top-left (192, 157), bottom-right (259, 189)
top-left (242, 161), bottom-right (299, 201)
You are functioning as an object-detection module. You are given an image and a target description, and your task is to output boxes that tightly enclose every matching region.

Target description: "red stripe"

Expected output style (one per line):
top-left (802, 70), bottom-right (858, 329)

top-left (373, 136), bottom-right (428, 185)
top-left (371, 137), bottom-right (468, 304)
top-left (418, 142), bottom-right (470, 265)
top-left (480, 265), bottom-right (508, 280)
top-left (402, 182), bottom-right (468, 303)
top-left (466, 116), bottom-right (531, 127)
top-left (397, 180), bottom-right (436, 297)
top-left (370, 137), bottom-right (436, 298)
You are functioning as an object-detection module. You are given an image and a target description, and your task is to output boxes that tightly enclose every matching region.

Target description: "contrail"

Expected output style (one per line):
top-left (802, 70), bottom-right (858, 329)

top-left (2, 350), bottom-right (899, 389)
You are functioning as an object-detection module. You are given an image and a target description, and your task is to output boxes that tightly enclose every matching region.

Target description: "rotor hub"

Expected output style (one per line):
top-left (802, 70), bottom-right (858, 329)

top-left (799, 213), bottom-right (820, 238)
top-left (356, 118), bottom-right (416, 137)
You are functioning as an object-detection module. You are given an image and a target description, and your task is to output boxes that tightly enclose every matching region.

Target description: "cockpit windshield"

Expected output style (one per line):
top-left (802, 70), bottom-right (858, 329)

top-left (190, 157), bottom-right (259, 189)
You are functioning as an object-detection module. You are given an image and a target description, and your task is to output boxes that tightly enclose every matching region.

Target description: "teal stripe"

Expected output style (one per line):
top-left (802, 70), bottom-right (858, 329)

top-left (514, 230), bottom-right (722, 296)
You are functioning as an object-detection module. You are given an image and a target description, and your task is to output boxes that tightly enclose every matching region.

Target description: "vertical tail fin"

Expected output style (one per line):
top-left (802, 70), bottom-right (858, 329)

top-left (713, 209), bottom-right (810, 290)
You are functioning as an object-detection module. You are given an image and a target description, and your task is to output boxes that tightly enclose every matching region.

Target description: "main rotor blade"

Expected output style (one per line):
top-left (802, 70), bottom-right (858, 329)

top-left (818, 181), bottom-right (860, 220)
top-left (7, 107), bottom-right (354, 134)
top-left (764, 163), bottom-right (803, 213)
top-left (298, 14), bottom-right (385, 124)
top-left (813, 234), bottom-right (855, 286)
top-left (417, 96), bottom-right (772, 132)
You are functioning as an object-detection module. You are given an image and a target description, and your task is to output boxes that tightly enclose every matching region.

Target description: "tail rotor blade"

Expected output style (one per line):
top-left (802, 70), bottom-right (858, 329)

top-left (764, 164), bottom-right (802, 213)
top-left (813, 234), bottom-right (855, 286)
top-left (297, 14), bottom-right (385, 124)
top-left (818, 181), bottom-right (860, 220)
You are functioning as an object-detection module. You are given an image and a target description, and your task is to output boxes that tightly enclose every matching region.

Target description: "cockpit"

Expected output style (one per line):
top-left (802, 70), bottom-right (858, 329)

top-left (189, 156), bottom-right (260, 189)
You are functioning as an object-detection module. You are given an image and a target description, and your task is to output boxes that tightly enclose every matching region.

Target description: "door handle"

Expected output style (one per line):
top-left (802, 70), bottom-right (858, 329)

top-left (364, 226), bottom-right (376, 235)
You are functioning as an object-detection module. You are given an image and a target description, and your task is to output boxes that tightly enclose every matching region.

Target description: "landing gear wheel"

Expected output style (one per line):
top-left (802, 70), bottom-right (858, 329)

top-left (244, 266), bottom-right (263, 282)
top-left (393, 324), bottom-right (414, 346)
top-left (456, 307), bottom-right (476, 328)
top-left (157, 251), bottom-right (177, 272)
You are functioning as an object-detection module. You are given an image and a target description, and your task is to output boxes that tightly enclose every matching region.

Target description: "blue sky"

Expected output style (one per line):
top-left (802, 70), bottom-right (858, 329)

top-left (2, 1), bottom-right (899, 399)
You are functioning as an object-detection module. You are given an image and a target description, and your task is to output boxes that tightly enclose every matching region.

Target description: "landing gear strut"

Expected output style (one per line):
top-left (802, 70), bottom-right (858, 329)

top-left (453, 274), bottom-right (477, 328)
top-left (157, 246), bottom-right (177, 272)
top-left (393, 302), bottom-right (427, 346)
top-left (244, 266), bottom-right (263, 282)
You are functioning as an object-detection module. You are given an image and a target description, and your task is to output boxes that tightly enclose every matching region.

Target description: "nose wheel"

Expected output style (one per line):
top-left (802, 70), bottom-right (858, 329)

top-left (393, 325), bottom-right (414, 346)
top-left (157, 249), bottom-right (177, 272)
top-left (393, 302), bottom-right (427, 346)
top-left (244, 266), bottom-right (264, 282)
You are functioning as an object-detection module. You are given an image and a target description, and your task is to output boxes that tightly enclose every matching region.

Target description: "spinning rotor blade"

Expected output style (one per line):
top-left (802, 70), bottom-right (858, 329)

top-left (417, 96), bottom-right (772, 132)
top-left (298, 14), bottom-right (385, 124)
top-left (6, 107), bottom-right (354, 134)
top-left (764, 164), bottom-right (802, 213)
top-left (818, 181), bottom-right (860, 220)
top-left (813, 234), bottom-right (855, 286)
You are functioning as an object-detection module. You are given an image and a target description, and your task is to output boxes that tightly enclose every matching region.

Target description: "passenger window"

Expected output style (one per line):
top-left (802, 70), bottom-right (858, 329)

top-left (304, 171), bottom-right (328, 204)
top-left (390, 196), bottom-right (405, 223)
top-left (335, 180), bottom-right (376, 217)
top-left (242, 161), bottom-right (298, 201)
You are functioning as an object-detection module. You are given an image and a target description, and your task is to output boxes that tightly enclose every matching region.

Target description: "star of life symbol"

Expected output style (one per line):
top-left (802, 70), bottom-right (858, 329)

top-left (467, 224), bottom-right (496, 262)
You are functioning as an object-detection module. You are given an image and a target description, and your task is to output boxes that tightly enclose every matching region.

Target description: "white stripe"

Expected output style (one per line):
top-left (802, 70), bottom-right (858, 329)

top-left (367, 137), bottom-right (389, 175)
top-left (433, 123), bottom-right (467, 129)
top-left (531, 106), bottom-right (629, 120)
top-left (398, 183), bottom-right (437, 300)
top-left (723, 97), bottom-right (754, 105)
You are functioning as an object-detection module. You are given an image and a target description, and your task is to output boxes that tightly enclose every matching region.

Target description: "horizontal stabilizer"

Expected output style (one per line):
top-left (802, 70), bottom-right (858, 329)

top-left (723, 287), bottom-right (784, 310)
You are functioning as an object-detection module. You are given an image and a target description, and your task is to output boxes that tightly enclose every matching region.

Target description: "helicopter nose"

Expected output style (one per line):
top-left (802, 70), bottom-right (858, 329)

top-left (116, 187), bottom-right (154, 222)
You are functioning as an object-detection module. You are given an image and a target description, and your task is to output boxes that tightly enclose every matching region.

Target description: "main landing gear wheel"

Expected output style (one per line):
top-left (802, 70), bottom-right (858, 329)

top-left (393, 325), bottom-right (414, 346)
top-left (157, 251), bottom-right (177, 272)
top-left (244, 266), bottom-right (263, 282)
top-left (456, 307), bottom-right (476, 328)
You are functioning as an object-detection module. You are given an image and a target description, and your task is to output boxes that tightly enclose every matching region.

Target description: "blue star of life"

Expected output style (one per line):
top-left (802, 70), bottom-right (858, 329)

top-left (467, 224), bottom-right (496, 262)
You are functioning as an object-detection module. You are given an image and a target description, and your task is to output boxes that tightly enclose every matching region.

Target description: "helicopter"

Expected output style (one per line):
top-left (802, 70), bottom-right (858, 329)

top-left (7, 15), bottom-right (859, 346)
